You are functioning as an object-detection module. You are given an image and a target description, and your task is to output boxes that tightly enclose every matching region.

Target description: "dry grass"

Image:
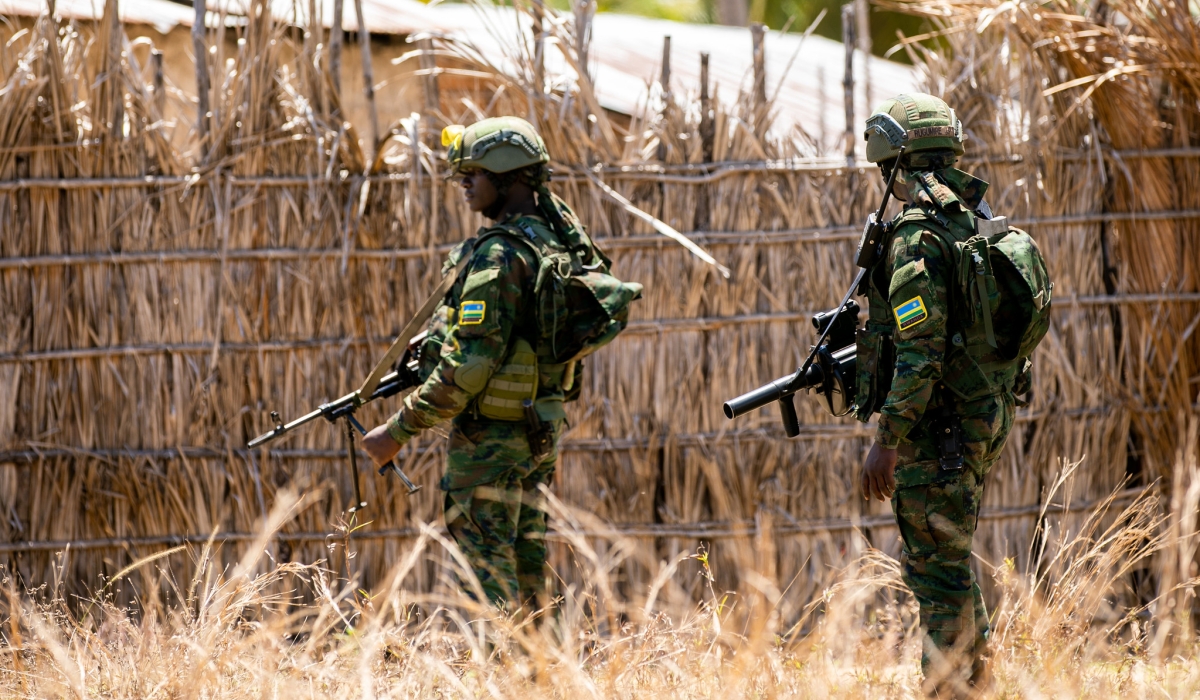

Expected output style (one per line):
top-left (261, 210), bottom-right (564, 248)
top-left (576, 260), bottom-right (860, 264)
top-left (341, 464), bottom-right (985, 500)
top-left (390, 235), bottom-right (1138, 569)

top-left (0, 0), bottom-right (1199, 692)
top-left (1, 459), bottom-right (1199, 698)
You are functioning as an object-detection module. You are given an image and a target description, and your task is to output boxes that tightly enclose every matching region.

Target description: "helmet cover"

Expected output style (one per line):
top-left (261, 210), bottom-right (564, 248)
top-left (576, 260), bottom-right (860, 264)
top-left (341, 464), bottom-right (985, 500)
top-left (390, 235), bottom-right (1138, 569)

top-left (864, 93), bottom-right (965, 164)
top-left (443, 116), bottom-right (549, 174)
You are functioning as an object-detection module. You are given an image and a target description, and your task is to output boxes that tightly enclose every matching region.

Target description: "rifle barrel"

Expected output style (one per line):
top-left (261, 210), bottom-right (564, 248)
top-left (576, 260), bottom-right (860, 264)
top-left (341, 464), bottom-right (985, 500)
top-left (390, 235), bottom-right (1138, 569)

top-left (246, 405), bottom-right (326, 448)
top-left (245, 369), bottom-right (413, 449)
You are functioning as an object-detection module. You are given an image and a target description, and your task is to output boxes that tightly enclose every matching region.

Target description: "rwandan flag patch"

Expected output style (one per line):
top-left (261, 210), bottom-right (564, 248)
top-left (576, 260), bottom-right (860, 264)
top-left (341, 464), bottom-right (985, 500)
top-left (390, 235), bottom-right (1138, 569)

top-left (460, 301), bottom-right (486, 325)
top-left (893, 296), bottom-right (928, 331)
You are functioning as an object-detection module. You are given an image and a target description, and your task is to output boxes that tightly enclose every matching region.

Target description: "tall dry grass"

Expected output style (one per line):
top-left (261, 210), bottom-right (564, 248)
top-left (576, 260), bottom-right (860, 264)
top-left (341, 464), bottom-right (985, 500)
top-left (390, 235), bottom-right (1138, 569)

top-left (0, 0), bottom-right (891, 613)
top-left (0, 0), bottom-right (1198, 673)
top-left (2, 448), bottom-right (1199, 698)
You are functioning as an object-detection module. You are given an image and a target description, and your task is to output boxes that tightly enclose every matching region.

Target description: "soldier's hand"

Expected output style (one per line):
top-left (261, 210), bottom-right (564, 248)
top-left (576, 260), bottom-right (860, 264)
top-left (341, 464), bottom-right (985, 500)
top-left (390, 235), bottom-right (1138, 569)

top-left (363, 424), bottom-right (402, 466)
top-left (862, 443), bottom-right (898, 501)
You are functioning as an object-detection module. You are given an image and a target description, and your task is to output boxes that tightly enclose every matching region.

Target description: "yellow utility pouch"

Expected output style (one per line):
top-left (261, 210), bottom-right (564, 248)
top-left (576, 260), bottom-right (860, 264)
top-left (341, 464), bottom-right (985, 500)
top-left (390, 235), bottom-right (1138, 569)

top-left (478, 338), bottom-right (539, 421)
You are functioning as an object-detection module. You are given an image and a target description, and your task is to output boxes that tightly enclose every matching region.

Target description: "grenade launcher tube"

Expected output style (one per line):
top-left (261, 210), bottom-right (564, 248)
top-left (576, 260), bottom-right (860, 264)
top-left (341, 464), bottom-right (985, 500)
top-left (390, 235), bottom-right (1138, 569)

top-left (722, 362), bottom-right (824, 421)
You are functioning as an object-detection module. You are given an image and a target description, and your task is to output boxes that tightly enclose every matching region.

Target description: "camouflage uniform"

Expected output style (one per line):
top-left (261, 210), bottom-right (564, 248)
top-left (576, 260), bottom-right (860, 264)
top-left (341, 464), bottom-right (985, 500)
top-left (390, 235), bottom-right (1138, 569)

top-left (859, 166), bottom-right (1021, 688)
top-left (387, 215), bottom-right (575, 608)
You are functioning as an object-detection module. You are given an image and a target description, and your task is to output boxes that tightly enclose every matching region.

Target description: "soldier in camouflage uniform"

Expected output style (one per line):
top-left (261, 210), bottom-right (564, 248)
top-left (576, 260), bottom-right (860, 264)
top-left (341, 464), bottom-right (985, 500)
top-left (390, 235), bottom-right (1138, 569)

top-left (856, 94), bottom-right (1039, 697)
top-left (363, 117), bottom-right (583, 610)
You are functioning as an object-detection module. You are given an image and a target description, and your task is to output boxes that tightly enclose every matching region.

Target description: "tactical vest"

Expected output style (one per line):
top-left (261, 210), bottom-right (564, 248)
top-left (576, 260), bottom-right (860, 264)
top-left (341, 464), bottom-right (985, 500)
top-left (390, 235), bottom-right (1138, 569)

top-left (473, 217), bottom-right (640, 420)
top-left (477, 337), bottom-right (540, 421)
top-left (421, 215), bottom-right (638, 423)
top-left (859, 201), bottom-right (1052, 413)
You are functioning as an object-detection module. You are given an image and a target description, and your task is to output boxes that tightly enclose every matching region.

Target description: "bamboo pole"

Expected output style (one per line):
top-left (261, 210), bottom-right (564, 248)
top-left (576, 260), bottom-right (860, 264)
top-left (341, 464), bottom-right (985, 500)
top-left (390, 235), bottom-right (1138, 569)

top-left (18, 211), bottom-right (1200, 269)
top-left (532, 0), bottom-right (546, 98)
top-left (0, 488), bottom-right (1147, 554)
top-left (699, 53), bottom-right (714, 163)
top-left (418, 37), bottom-right (439, 119)
top-left (657, 35), bottom-right (671, 162)
top-left (695, 51), bottom-right (713, 231)
top-left (3, 297), bottom-right (1198, 363)
top-left (573, 0), bottom-right (593, 82)
top-left (0, 425), bottom-right (873, 465)
top-left (8, 158), bottom-right (1200, 186)
top-left (855, 0), bottom-right (871, 107)
top-left (106, 0), bottom-right (123, 140)
top-left (330, 0), bottom-right (344, 102)
top-left (751, 23), bottom-right (766, 111)
top-left (841, 3), bottom-right (855, 166)
top-left (819, 66), bottom-right (828, 151)
top-left (151, 49), bottom-right (164, 118)
top-left (353, 0), bottom-right (379, 153)
top-left (192, 0), bottom-right (210, 150)
top-left (660, 35), bottom-right (672, 98)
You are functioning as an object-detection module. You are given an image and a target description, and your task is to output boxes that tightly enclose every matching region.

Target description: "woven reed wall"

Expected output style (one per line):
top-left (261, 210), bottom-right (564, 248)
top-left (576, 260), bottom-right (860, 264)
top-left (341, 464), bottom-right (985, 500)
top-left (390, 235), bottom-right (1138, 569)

top-left (1, 0), bottom-right (1197, 617)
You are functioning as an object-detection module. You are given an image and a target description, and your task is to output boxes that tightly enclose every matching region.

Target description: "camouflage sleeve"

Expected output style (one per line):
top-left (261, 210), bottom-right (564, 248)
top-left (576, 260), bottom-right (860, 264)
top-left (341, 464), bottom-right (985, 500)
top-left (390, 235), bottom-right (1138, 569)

top-left (385, 237), bottom-right (533, 444)
top-left (876, 226), bottom-right (952, 448)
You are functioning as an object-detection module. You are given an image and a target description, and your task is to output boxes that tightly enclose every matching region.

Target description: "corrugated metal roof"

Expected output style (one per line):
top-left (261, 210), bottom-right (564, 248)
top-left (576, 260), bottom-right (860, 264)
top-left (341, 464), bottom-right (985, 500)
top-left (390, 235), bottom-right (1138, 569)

top-left (0, 0), bottom-right (194, 33)
top-left (0, 0), bottom-right (916, 142)
top-left (0, 0), bottom-right (452, 34)
top-left (425, 4), bottom-right (916, 143)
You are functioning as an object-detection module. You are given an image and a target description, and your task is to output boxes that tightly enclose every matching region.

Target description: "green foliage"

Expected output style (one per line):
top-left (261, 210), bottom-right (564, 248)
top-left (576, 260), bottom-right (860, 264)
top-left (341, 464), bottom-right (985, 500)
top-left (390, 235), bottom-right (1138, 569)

top-left (545, 0), bottom-right (711, 23)
top-left (438, 0), bottom-right (933, 62)
top-left (751, 0), bottom-right (930, 62)
top-left (540, 0), bottom-right (931, 60)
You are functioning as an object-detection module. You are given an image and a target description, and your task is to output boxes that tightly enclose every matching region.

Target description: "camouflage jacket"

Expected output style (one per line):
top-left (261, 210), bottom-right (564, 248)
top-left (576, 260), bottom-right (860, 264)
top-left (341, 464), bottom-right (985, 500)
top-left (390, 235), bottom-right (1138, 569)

top-left (859, 168), bottom-right (997, 449)
top-left (386, 214), bottom-right (574, 445)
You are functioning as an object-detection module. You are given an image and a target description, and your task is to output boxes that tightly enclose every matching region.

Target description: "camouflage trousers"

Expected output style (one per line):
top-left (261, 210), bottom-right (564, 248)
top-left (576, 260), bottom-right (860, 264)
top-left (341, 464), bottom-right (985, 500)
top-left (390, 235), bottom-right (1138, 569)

top-left (442, 418), bottom-right (561, 609)
top-left (892, 391), bottom-right (1014, 694)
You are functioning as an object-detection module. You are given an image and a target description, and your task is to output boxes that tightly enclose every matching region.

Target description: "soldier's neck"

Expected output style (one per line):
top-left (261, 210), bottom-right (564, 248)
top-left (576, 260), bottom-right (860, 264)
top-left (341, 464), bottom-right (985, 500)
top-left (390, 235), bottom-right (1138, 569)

top-left (487, 195), bottom-right (538, 222)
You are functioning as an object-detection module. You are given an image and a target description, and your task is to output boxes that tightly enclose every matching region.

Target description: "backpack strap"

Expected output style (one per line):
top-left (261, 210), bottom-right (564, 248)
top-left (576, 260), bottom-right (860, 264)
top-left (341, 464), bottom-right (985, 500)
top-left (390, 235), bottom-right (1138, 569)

top-left (968, 238), bottom-right (999, 349)
top-left (357, 252), bottom-right (473, 401)
top-left (357, 220), bottom-right (551, 402)
top-left (477, 220), bottom-right (555, 265)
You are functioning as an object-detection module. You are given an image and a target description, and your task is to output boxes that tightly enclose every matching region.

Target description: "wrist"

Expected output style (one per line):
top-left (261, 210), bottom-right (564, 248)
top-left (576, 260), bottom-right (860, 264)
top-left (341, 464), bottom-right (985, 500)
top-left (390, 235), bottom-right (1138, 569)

top-left (875, 431), bottom-right (901, 450)
top-left (386, 412), bottom-right (417, 446)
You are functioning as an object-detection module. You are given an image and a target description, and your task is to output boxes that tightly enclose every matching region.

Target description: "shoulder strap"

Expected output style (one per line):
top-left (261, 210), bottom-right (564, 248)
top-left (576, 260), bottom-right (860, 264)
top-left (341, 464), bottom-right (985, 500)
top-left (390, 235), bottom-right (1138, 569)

top-left (478, 222), bottom-right (547, 255)
top-left (356, 252), bottom-right (473, 401)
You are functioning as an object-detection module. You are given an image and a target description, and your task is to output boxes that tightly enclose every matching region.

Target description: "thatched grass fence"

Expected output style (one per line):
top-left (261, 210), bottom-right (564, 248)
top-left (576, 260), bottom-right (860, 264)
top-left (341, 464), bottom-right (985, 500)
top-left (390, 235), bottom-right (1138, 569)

top-left (0, 0), bottom-right (1198, 623)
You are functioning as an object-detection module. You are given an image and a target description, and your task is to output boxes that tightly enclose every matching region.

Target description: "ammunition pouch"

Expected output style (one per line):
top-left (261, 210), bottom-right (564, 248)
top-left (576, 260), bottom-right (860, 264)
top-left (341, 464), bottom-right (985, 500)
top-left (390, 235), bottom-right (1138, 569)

top-left (854, 325), bottom-right (895, 421)
top-left (476, 338), bottom-right (565, 464)
top-left (478, 338), bottom-right (539, 421)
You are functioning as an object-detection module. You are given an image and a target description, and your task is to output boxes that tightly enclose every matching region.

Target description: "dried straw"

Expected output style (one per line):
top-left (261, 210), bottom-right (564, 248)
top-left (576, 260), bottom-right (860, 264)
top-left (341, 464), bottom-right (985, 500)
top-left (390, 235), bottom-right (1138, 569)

top-left (0, 0), bottom-right (1196, 627)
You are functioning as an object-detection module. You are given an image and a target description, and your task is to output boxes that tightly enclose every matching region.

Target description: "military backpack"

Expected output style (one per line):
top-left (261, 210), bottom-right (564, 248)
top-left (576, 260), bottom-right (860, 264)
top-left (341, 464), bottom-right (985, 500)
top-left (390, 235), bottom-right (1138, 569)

top-left (483, 201), bottom-right (643, 366)
top-left (912, 209), bottom-right (1054, 400)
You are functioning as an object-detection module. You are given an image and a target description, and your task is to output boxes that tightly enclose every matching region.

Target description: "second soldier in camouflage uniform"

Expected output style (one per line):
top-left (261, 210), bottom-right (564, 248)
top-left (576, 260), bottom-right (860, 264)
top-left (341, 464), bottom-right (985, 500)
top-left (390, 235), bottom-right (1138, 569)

top-left (364, 117), bottom-right (586, 610)
top-left (856, 93), bottom-right (1044, 697)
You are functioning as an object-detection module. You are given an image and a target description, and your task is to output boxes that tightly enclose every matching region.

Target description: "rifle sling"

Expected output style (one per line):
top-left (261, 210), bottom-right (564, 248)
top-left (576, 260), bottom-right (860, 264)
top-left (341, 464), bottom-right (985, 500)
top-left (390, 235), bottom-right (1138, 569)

top-left (357, 255), bottom-right (473, 402)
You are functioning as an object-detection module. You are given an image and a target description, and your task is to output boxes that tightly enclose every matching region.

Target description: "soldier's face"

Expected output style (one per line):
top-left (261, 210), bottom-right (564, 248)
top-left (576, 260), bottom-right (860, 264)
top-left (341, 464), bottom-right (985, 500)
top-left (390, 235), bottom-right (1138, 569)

top-left (460, 170), bottom-right (499, 213)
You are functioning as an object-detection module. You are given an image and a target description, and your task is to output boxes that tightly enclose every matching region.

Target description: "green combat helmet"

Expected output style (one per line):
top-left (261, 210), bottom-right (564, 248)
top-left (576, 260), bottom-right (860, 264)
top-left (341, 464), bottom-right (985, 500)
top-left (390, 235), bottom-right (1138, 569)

top-left (442, 116), bottom-right (549, 174)
top-left (863, 93), bottom-right (964, 163)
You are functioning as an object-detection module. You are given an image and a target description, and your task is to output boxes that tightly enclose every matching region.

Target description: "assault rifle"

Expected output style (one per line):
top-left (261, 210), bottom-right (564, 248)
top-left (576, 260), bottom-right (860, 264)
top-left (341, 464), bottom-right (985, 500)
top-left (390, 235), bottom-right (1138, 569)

top-left (723, 118), bottom-right (909, 434)
top-left (723, 302), bottom-right (859, 435)
top-left (247, 334), bottom-right (426, 512)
